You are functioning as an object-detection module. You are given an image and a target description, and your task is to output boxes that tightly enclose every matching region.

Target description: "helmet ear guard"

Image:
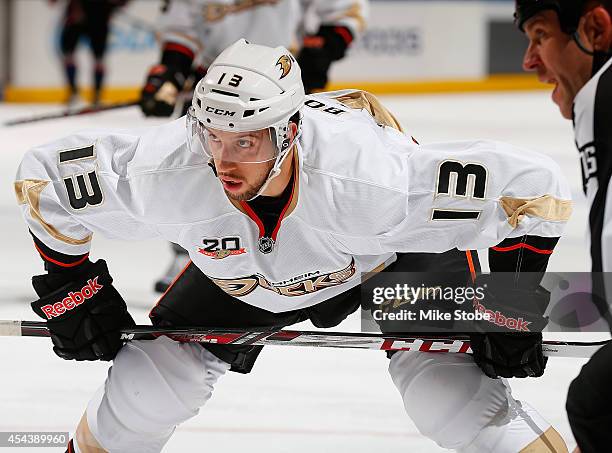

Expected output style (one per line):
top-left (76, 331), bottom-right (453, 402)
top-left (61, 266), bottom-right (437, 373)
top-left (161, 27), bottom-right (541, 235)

top-left (273, 110), bottom-right (303, 154)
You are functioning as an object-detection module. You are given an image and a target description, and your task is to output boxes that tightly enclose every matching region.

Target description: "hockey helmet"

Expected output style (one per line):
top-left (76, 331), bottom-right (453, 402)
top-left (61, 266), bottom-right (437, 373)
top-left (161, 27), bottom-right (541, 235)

top-left (514, 0), bottom-right (586, 34)
top-left (187, 39), bottom-right (305, 164)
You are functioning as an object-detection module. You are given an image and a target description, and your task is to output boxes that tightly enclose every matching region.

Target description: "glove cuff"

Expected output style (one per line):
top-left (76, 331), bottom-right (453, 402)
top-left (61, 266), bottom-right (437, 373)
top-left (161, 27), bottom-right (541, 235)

top-left (318, 25), bottom-right (353, 60)
top-left (161, 43), bottom-right (195, 80)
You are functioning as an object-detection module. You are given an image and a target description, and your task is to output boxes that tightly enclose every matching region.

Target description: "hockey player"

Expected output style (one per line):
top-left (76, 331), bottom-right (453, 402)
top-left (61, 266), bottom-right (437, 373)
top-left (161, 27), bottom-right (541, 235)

top-left (141, 0), bottom-right (367, 292)
top-left (50, 0), bottom-right (129, 105)
top-left (16, 40), bottom-right (572, 452)
top-left (516, 1), bottom-right (612, 452)
top-left (140, 0), bottom-right (366, 115)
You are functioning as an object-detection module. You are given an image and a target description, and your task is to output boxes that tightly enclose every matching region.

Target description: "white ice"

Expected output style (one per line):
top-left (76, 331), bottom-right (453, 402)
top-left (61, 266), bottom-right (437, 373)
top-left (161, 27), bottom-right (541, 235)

top-left (0, 92), bottom-right (603, 452)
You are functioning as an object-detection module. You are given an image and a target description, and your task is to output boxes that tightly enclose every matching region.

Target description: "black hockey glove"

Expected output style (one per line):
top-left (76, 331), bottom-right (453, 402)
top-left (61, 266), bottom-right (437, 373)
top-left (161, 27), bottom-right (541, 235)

top-left (297, 25), bottom-right (353, 93)
top-left (141, 43), bottom-right (194, 117)
top-left (140, 64), bottom-right (186, 117)
top-left (31, 260), bottom-right (135, 361)
top-left (469, 274), bottom-right (550, 379)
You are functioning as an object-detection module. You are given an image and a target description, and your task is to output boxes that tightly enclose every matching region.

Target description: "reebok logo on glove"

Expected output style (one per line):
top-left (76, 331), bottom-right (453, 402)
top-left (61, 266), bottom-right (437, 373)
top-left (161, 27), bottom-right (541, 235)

top-left (473, 299), bottom-right (532, 332)
top-left (40, 278), bottom-right (104, 319)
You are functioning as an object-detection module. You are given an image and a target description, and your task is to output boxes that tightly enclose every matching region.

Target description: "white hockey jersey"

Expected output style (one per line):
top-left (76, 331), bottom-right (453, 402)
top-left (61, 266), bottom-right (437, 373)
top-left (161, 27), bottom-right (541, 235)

top-left (15, 91), bottom-right (572, 313)
top-left (157, 0), bottom-right (368, 67)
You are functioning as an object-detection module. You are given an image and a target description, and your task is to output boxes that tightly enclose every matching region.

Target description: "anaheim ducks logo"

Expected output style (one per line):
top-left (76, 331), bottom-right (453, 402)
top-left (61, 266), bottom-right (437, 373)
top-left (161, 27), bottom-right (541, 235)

top-left (276, 55), bottom-right (293, 79)
top-left (210, 258), bottom-right (356, 297)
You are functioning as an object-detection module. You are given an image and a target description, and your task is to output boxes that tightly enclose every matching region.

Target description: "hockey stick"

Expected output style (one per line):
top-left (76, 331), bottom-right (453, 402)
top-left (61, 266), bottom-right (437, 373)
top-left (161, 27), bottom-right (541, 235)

top-left (3, 101), bottom-right (139, 127)
top-left (0, 320), bottom-right (607, 358)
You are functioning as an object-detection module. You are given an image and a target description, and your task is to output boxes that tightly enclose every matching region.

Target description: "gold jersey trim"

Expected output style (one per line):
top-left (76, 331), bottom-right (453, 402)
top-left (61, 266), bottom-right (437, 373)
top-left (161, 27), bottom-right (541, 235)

top-left (519, 427), bottom-right (568, 453)
top-left (333, 90), bottom-right (404, 132)
top-left (500, 195), bottom-right (573, 228)
top-left (14, 179), bottom-right (92, 246)
top-left (204, 0), bottom-right (281, 22)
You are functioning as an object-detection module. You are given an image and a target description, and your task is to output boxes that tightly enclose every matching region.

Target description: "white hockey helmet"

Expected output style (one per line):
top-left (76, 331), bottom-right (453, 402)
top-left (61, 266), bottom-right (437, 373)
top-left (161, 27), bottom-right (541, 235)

top-left (187, 39), bottom-right (305, 164)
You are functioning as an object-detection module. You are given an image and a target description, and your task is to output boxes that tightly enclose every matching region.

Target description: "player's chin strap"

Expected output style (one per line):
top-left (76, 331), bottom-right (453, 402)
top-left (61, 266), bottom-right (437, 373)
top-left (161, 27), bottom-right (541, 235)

top-left (571, 31), bottom-right (612, 74)
top-left (248, 113), bottom-right (303, 201)
top-left (247, 137), bottom-right (298, 201)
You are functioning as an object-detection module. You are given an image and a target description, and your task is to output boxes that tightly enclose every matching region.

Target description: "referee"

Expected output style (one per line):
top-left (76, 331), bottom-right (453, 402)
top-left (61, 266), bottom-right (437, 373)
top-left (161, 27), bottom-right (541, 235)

top-left (515, 1), bottom-right (612, 452)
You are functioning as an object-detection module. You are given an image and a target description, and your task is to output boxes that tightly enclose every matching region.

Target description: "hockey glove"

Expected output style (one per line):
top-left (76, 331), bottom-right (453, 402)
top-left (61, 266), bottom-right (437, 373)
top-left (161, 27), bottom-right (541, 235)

top-left (141, 43), bottom-right (194, 116)
top-left (297, 25), bottom-right (353, 93)
top-left (31, 259), bottom-right (135, 361)
top-left (140, 64), bottom-right (186, 117)
top-left (469, 274), bottom-right (550, 378)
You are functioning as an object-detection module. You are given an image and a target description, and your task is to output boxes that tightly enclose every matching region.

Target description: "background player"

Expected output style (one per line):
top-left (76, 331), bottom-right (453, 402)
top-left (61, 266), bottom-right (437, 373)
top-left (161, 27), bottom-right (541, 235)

top-left (50, 0), bottom-right (129, 106)
top-left (16, 40), bottom-right (571, 452)
top-left (516, 1), bottom-right (612, 451)
top-left (140, 0), bottom-right (368, 292)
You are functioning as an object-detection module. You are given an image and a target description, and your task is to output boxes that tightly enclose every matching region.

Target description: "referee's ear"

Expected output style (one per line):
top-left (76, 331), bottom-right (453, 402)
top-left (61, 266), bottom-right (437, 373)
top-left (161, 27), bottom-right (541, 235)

top-left (581, 6), bottom-right (612, 52)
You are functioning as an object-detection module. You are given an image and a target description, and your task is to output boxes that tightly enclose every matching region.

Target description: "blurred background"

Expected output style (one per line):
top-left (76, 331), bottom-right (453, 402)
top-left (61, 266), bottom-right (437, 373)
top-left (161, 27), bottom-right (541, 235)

top-left (0, 0), bottom-right (539, 102)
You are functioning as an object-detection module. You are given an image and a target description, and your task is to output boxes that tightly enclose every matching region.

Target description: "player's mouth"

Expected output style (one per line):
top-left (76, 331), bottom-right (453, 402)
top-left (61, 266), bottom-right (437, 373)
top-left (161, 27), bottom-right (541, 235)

top-left (219, 176), bottom-right (244, 192)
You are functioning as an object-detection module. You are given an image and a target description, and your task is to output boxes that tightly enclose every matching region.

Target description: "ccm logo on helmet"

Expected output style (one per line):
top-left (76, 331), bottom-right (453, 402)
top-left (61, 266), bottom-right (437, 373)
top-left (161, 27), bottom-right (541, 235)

top-left (205, 106), bottom-right (236, 117)
top-left (40, 277), bottom-right (104, 319)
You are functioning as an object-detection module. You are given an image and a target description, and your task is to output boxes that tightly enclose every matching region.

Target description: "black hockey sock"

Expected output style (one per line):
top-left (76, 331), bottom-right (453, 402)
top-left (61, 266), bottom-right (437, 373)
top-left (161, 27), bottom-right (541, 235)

top-left (65, 62), bottom-right (77, 93)
top-left (94, 62), bottom-right (105, 102)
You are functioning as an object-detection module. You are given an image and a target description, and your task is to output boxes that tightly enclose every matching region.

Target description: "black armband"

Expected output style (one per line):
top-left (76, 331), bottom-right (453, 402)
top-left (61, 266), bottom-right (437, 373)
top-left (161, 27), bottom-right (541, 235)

top-left (30, 231), bottom-right (90, 275)
top-left (490, 235), bottom-right (559, 271)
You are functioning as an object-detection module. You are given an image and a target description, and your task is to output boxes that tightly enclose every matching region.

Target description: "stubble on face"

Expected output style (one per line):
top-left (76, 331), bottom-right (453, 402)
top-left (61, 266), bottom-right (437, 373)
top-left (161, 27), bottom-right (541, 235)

top-left (217, 160), bottom-right (274, 201)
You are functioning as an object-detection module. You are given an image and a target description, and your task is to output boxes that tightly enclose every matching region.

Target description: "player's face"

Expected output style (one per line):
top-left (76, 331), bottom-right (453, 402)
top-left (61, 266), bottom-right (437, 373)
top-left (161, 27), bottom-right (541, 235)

top-left (210, 128), bottom-right (276, 201)
top-left (522, 10), bottom-right (593, 119)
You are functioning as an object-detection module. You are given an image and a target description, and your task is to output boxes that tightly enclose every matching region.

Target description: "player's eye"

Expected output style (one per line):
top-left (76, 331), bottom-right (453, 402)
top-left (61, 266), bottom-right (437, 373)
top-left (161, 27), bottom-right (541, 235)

top-left (532, 28), bottom-right (547, 43)
top-left (237, 138), bottom-right (254, 148)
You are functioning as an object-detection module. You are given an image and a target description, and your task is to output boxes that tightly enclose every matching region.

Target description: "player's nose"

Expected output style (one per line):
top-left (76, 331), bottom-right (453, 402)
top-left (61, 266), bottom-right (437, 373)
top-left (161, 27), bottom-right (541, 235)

top-left (214, 155), bottom-right (236, 172)
top-left (522, 43), bottom-right (541, 72)
top-left (212, 143), bottom-right (234, 165)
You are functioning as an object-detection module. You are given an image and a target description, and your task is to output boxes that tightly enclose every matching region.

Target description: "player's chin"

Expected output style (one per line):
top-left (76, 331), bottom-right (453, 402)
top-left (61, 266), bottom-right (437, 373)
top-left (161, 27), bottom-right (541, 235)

top-left (224, 184), bottom-right (259, 201)
top-left (552, 85), bottom-right (574, 120)
top-left (224, 189), bottom-right (248, 201)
